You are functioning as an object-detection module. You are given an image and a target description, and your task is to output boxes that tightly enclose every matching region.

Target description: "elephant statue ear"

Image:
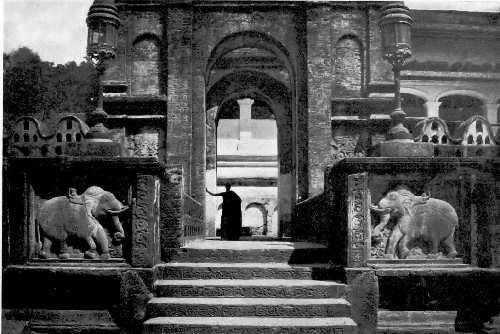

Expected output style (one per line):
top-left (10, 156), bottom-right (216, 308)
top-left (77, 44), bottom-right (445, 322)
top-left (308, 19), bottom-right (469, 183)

top-left (67, 188), bottom-right (84, 205)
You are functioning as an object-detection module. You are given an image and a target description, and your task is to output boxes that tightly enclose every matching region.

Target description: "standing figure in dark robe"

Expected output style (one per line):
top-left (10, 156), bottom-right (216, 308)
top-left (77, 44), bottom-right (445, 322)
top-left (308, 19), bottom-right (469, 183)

top-left (206, 183), bottom-right (242, 240)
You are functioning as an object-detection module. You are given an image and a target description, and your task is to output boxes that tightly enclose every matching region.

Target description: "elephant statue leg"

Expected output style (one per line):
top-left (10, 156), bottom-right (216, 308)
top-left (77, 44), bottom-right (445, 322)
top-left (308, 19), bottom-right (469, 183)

top-left (431, 237), bottom-right (440, 254)
top-left (39, 237), bottom-right (52, 259)
top-left (94, 225), bottom-right (110, 260)
top-left (59, 240), bottom-right (70, 259)
top-left (84, 236), bottom-right (98, 259)
top-left (443, 231), bottom-right (457, 258)
top-left (386, 225), bottom-right (403, 258)
top-left (398, 234), bottom-right (411, 259)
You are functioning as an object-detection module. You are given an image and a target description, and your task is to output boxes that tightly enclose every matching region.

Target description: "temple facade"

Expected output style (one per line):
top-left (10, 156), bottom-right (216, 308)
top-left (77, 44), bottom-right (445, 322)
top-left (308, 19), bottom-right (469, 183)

top-left (3, 1), bottom-right (500, 333)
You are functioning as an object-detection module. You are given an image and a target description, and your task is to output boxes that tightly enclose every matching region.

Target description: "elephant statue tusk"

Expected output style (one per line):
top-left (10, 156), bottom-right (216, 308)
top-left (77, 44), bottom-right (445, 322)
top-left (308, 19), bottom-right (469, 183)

top-left (370, 205), bottom-right (391, 214)
top-left (106, 206), bottom-right (129, 215)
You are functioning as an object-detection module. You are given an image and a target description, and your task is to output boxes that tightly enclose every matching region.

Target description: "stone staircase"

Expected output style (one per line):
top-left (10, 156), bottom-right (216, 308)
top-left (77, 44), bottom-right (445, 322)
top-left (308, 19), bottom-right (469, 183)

top-left (143, 240), bottom-right (358, 333)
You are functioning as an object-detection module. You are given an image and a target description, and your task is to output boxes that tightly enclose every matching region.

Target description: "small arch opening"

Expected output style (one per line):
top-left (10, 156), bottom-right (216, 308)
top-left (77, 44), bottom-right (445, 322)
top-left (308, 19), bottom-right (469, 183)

top-left (431, 135), bottom-right (439, 144)
top-left (23, 134), bottom-right (30, 142)
top-left (23, 120), bottom-right (29, 131)
top-left (33, 134), bottom-right (38, 142)
top-left (441, 136), bottom-right (448, 144)
top-left (477, 135), bottom-right (483, 145)
top-left (467, 135), bottom-right (474, 144)
top-left (66, 134), bottom-right (72, 142)
top-left (56, 133), bottom-right (62, 142)
top-left (66, 120), bottom-right (73, 130)
top-left (431, 122), bottom-right (439, 131)
top-left (14, 134), bottom-right (20, 143)
top-left (422, 135), bottom-right (429, 142)
top-left (75, 133), bottom-right (82, 142)
top-left (485, 136), bottom-right (491, 144)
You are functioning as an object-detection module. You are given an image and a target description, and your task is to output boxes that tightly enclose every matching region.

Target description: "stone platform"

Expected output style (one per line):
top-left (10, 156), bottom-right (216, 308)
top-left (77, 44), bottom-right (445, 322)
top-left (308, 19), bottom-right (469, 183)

top-left (169, 239), bottom-right (332, 263)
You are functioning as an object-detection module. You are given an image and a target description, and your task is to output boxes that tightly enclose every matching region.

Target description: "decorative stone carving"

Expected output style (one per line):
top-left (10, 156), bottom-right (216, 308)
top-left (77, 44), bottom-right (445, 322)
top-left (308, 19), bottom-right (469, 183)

top-left (347, 172), bottom-right (371, 267)
top-left (414, 117), bottom-right (450, 144)
top-left (7, 116), bottom-right (89, 157)
top-left (414, 115), bottom-right (499, 146)
top-left (456, 115), bottom-right (496, 146)
top-left (37, 186), bottom-right (128, 259)
top-left (370, 187), bottom-right (458, 259)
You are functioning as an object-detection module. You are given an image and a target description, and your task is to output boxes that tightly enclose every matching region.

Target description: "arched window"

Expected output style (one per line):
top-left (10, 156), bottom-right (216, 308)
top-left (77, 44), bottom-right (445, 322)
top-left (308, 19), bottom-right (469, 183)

top-left (243, 203), bottom-right (266, 236)
top-left (438, 95), bottom-right (485, 121)
top-left (402, 94), bottom-right (426, 117)
top-left (334, 36), bottom-right (363, 97)
top-left (131, 34), bottom-right (160, 95)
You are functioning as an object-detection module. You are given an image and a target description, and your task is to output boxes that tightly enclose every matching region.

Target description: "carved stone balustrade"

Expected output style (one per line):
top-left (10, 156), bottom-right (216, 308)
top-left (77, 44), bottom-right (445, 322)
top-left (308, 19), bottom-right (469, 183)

top-left (326, 157), bottom-right (500, 268)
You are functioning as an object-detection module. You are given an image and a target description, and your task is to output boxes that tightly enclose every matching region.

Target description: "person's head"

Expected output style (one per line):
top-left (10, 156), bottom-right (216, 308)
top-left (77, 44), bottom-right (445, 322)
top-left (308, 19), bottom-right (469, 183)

top-left (225, 183), bottom-right (231, 191)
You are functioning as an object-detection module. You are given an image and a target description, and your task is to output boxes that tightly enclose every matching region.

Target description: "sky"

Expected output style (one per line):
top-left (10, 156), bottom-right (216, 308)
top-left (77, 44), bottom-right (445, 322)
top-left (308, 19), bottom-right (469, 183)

top-left (3, 0), bottom-right (500, 65)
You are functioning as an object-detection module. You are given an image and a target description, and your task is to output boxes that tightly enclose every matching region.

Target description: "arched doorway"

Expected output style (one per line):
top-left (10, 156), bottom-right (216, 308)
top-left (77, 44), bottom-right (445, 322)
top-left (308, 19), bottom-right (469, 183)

top-left (204, 31), bottom-right (296, 239)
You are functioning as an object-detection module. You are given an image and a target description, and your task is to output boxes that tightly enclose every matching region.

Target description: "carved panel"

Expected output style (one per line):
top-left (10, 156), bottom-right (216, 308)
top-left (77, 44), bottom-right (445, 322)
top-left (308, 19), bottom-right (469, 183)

top-left (347, 172), bottom-right (370, 267)
top-left (131, 174), bottom-right (161, 267)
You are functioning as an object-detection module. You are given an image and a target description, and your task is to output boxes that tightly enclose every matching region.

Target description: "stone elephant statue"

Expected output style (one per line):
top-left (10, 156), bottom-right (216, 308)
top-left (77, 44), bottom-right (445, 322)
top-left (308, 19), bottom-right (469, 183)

top-left (370, 187), bottom-right (458, 259)
top-left (38, 186), bottom-right (128, 259)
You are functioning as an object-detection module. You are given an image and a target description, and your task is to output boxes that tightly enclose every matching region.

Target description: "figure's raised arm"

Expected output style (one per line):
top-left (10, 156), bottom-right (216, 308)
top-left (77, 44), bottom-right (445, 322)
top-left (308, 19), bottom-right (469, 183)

top-left (206, 188), bottom-right (224, 196)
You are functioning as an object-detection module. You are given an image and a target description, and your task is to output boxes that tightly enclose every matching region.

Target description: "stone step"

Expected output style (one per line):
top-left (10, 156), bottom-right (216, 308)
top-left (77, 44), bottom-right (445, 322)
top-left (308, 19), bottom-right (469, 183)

top-left (147, 297), bottom-right (351, 318)
top-left (153, 279), bottom-right (347, 298)
top-left (169, 248), bottom-right (331, 264)
top-left (170, 240), bottom-right (330, 264)
top-left (2, 309), bottom-right (120, 334)
top-left (155, 262), bottom-right (344, 280)
top-left (143, 316), bottom-right (358, 334)
top-left (377, 310), bottom-right (457, 334)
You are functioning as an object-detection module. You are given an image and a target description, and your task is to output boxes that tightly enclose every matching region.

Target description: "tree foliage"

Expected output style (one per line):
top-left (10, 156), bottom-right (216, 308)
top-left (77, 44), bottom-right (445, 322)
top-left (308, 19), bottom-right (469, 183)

top-left (3, 47), bottom-right (98, 129)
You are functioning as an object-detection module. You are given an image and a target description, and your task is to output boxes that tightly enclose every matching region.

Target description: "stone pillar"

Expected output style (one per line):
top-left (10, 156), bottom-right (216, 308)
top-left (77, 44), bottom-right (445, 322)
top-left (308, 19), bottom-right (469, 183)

top-left (205, 107), bottom-right (218, 237)
top-left (485, 103), bottom-right (499, 124)
top-left (237, 98), bottom-right (254, 141)
top-left (425, 101), bottom-right (441, 118)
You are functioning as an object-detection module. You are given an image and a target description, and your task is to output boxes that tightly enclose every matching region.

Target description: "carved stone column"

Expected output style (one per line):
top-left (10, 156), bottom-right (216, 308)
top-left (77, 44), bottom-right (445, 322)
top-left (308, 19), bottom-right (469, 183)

top-left (347, 172), bottom-right (371, 267)
top-left (424, 101), bottom-right (442, 118)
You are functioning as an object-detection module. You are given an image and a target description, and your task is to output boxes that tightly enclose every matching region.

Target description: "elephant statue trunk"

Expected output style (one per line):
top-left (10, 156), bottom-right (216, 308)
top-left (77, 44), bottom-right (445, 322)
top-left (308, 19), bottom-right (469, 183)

top-left (110, 212), bottom-right (126, 242)
top-left (38, 186), bottom-right (129, 260)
